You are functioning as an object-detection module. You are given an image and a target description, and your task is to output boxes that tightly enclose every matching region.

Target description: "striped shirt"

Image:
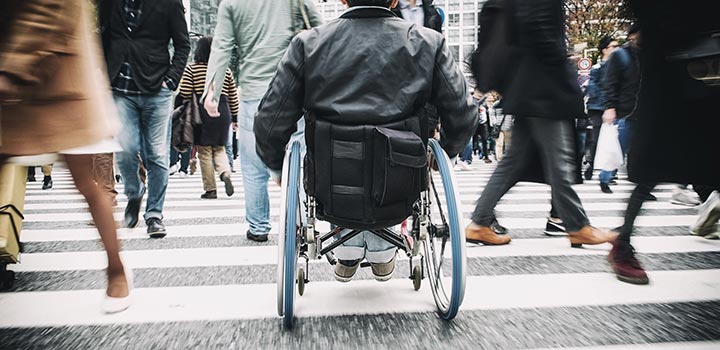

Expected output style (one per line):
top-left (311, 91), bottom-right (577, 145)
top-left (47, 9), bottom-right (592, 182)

top-left (179, 63), bottom-right (239, 119)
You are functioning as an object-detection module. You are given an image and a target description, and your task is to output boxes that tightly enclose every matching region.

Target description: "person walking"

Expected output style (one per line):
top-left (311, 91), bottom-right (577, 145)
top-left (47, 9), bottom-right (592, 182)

top-left (0, 0), bottom-right (131, 313)
top-left (203, 0), bottom-right (322, 242)
top-left (584, 36), bottom-right (618, 180)
top-left (493, 99), bottom-right (514, 161)
top-left (609, 0), bottom-right (720, 284)
top-left (466, 0), bottom-right (617, 247)
top-left (99, 0), bottom-right (190, 238)
top-left (178, 36), bottom-right (238, 199)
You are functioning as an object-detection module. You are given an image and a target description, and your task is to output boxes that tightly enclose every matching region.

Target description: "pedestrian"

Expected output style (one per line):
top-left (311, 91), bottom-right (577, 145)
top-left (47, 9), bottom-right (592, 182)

top-left (466, 0), bottom-right (617, 247)
top-left (203, 0), bottom-right (323, 242)
top-left (391, 0), bottom-right (443, 32)
top-left (253, 0), bottom-right (476, 282)
top-left (99, 0), bottom-right (191, 238)
top-left (493, 98), bottom-right (514, 161)
top-left (0, 0), bottom-right (131, 313)
top-left (609, 0), bottom-right (720, 284)
top-left (178, 36), bottom-right (238, 199)
top-left (584, 36), bottom-right (618, 180)
top-left (27, 164), bottom-right (54, 189)
top-left (93, 153), bottom-right (119, 207)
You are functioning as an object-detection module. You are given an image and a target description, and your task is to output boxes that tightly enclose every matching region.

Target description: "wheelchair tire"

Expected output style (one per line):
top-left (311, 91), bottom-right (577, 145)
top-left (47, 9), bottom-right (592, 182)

top-left (424, 139), bottom-right (466, 320)
top-left (277, 141), bottom-right (302, 328)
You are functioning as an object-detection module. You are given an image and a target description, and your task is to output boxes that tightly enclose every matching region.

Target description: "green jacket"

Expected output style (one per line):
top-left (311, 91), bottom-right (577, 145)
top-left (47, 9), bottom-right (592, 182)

top-left (205, 0), bottom-right (323, 101)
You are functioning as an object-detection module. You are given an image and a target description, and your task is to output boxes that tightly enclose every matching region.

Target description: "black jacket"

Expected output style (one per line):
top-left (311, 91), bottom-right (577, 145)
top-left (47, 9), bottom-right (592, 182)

top-left (602, 45), bottom-right (640, 119)
top-left (501, 0), bottom-right (584, 120)
top-left (390, 0), bottom-right (443, 33)
top-left (254, 7), bottom-right (477, 172)
top-left (99, 0), bottom-right (190, 93)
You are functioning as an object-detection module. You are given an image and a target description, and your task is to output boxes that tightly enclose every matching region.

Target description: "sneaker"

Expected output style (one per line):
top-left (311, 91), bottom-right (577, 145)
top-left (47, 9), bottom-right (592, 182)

top-left (370, 253), bottom-right (397, 282)
top-left (146, 218), bottom-right (167, 238)
top-left (334, 259), bottom-right (361, 283)
top-left (221, 172), bottom-right (234, 197)
top-left (168, 163), bottom-right (179, 176)
top-left (200, 190), bottom-right (217, 199)
top-left (456, 160), bottom-right (471, 171)
top-left (490, 219), bottom-right (508, 235)
top-left (246, 230), bottom-right (269, 242)
top-left (189, 159), bottom-right (198, 175)
top-left (544, 218), bottom-right (568, 236)
top-left (176, 171), bottom-right (188, 178)
top-left (600, 183), bottom-right (613, 194)
top-left (671, 189), bottom-right (701, 207)
top-left (690, 191), bottom-right (720, 237)
top-left (608, 242), bottom-right (649, 285)
top-left (704, 227), bottom-right (720, 240)
top-left (483, 157), bottom-right (492, 164)
top-left (42, 175), bottom-right (53, 190)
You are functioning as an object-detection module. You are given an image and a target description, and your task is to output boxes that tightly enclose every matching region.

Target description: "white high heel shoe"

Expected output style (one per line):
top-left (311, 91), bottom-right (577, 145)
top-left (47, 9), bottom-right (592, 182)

top-left (102, 268), bottom-right (133, 314)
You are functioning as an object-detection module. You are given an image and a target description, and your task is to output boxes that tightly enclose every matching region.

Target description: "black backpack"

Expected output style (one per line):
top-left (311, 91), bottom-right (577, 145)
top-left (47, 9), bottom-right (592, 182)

top-left (469, 0), bottom-right (515, 94)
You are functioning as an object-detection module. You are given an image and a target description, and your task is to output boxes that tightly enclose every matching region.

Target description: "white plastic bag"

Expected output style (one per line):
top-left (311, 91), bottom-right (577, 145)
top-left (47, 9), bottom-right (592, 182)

top-left (593, 123), bottom-right (623, 171)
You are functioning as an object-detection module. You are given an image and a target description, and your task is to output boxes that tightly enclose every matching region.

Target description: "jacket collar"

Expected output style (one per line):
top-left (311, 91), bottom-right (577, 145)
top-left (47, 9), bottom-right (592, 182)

top-left (340, 6), bottom-right (398, 19)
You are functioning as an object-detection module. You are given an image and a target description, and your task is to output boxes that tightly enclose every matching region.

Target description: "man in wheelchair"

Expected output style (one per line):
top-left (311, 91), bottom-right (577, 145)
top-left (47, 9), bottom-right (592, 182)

top-left (254, 0), bottom-right (477, 282)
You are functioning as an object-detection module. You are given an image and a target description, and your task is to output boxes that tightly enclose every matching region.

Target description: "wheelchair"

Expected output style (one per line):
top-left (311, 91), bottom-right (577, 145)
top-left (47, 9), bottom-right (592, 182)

top-left (277, 133), bottom-right (466, 328)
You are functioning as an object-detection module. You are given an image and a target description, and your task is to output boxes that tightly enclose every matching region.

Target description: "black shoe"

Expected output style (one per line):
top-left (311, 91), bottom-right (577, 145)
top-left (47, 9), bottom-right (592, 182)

top-left (115, 174), bottom-right (122, 183)
top-left (146, 218), bottom-right (167, 238)
top-left (27, 174), bottom-right (36, 182)
top-left (124, 197), bottom-right (142, 228)
top-left (246, 230), bottom-right (269, 242)
top-left (200, 190), bottom-right (217, 199)
top-left (600, 183), bottom-right (613, 194)
top-left (490, 219), bottom-right (508, 235)
top-left (544, 219), bottom-right (568, 236)
top-left (42, 176), bottom-right (53, 190)
top-left (645, 193), bottom-right (657, 201)
top-left (221, 172), bottom-right (234, 197)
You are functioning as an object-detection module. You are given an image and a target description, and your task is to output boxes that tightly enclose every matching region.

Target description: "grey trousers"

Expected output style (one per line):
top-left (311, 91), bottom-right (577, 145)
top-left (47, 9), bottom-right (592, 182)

top-left (471, 117), bottom-right (590, 232)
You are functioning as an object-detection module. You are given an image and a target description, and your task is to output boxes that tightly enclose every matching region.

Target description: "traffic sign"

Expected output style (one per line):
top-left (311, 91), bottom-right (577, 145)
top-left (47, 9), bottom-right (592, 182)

top-left (577, 74), bottom-right (590, 86)
top-left (578, 58), bottom-right (592, 71)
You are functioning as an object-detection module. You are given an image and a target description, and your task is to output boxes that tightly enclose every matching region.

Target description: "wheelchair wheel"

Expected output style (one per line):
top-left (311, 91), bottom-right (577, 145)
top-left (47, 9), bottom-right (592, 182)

top-left (276, 141), bottom-right (302, 328)
top-left (424, 139), bottom-right (466, 320)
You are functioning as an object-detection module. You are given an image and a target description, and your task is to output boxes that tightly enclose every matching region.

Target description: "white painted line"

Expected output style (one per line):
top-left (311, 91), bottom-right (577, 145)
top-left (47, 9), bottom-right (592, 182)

top-left (525, 341), bottom-right (720, 350)
top-left (0, 269), bottom-right (718, 328)
top-left (12, 235), bottom-right (719, 272)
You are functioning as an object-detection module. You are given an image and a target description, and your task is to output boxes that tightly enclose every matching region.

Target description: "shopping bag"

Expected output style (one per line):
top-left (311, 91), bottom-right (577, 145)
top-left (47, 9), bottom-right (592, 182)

top-left (593, 123), bottom-right (623, 171)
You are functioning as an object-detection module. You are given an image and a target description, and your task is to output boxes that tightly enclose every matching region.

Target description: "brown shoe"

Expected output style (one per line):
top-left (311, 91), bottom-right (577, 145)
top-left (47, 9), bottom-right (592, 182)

top-left (465, 224), bottom-right (511, 245)
top-left (567, 226), bottom-right (618, 248)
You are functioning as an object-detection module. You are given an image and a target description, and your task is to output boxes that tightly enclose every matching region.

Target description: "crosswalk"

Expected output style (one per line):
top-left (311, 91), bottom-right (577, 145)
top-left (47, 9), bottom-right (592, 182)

top-left (1, 161), bottom-right (719, 349)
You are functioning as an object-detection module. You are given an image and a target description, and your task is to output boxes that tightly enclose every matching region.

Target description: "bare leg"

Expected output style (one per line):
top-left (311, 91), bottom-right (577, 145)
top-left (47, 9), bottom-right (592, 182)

top-left (64, 154), bottom-right (128, 298)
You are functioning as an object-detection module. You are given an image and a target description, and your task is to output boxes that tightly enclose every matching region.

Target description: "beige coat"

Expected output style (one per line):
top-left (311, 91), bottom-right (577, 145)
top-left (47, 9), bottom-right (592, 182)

top-left (0, 0), bottom-right (117, 155)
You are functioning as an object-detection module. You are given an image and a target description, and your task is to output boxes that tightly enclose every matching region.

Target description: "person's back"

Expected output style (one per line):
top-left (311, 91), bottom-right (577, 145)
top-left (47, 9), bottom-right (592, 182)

top-left (206, 0), bottom-right (322, 100)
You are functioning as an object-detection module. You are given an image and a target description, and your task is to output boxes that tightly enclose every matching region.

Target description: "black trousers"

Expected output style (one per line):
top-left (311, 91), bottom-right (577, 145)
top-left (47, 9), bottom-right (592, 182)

top-left (585, 110), bottom-right (603, 168)
top-left (471, 117), bottom-right (590, 232)
top-left (472, 122), bottom-right (489, 159)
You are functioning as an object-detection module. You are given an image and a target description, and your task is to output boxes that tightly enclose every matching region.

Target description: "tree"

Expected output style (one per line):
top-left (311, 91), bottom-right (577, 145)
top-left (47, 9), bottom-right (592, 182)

top-left (564, 0), bottom-right (634, 61)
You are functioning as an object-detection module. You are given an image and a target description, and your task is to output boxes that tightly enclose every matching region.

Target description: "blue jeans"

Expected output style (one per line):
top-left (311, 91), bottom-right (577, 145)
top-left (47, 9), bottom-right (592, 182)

top-left (113, 88), bottom-right (172, 221)
top-left (460, 141), bottom-right (473, 162)
top-left (225, 125), bottom-right (234, 170)
top-left (239, 100), bottom-right (305, 233)
top-left (170, 146), bottom-right (191, 173)
top-left (600, 118), bottom-right (633, 184)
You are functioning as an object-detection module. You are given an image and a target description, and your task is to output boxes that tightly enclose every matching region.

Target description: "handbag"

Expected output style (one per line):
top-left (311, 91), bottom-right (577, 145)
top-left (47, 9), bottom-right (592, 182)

top-left (171, 94), bottom-right (201, 153)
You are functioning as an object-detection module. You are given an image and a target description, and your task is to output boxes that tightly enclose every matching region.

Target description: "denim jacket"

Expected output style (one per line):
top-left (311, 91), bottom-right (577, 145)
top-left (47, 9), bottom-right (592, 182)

top-left (585, 61), bottom-right (607, 111)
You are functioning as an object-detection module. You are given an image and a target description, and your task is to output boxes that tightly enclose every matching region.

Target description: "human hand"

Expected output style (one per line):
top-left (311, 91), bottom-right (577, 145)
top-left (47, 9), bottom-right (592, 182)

top-left (204, 85), bottom-right (220, 117)
top-left (162, 81), bottom-right (168, 89)
top-left (232, 122), bottom-right (238, 132)
top-left (602, 108), bottom-right (617, 124)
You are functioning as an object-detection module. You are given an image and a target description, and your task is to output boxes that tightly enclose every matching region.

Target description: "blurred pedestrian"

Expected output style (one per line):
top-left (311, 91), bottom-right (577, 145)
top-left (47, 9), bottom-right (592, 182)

top-left (584, 36), bottom-right (618, 180)
top-left (0, 0), bottom-right (130, 313)
top-left (178, 36), bottom-right (238, 199)
top-left (99, 0), bottom-right (190, 238)
top-left (493, 98), bottom-right (514, 161)
top-left (203, 0), bottom-right (322, 242)
top-left (466, 0), bottom-right (616, 247)
top-left (609, 0), bottom-right (720, 284)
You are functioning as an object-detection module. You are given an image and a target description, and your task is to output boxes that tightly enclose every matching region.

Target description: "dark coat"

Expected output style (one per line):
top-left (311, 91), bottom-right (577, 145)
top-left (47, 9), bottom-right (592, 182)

top-left (502, 0), bottom-right (585, 120)
top-left (627, 0), bottom-right (720, 186)
top-left (173, 94), bottom-right (231, 147)
top-left (390, 0), bottom-right (443, 33)
top-left (602, 45), bottom-right (641, 118)
top-left (99, 0), bottom-right (190, 93)
top-left (254, 6), bottom-right (477, 172)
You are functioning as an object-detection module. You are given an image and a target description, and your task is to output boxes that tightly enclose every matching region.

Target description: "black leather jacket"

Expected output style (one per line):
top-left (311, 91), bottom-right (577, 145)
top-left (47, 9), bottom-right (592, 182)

top-left (254, 6), bottom-right (477, 172)
top-left (602, 45), bottom-right (640, 119)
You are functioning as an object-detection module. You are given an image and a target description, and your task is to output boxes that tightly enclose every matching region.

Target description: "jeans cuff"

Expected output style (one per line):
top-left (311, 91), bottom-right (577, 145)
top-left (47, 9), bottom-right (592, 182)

top-left (333, 246), bottom-right (365, 261)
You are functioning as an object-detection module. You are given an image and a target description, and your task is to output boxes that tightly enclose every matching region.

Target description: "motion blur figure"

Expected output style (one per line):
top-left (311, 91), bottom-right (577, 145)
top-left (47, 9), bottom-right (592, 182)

top-left (0, 0), bottom-right (131, 312)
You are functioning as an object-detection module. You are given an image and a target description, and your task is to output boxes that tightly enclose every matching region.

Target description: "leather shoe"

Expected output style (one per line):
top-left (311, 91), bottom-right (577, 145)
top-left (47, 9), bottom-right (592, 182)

top-left (201, 190), bottom-right (217, 199)
top-left (124, 186), bottom-right (145, 228)
top-left (247, 230), bottom-right (269, 242)
top-left (221, 172), bottom-right (234, 197)
top-left (466, 223), bottom-right (511, 245)
top-left (567, 226), bottom-right (617, 248)
top-left (146, 218), bottom-right (167, 238)
top-left (608, 242), bottom-right (649, 285)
